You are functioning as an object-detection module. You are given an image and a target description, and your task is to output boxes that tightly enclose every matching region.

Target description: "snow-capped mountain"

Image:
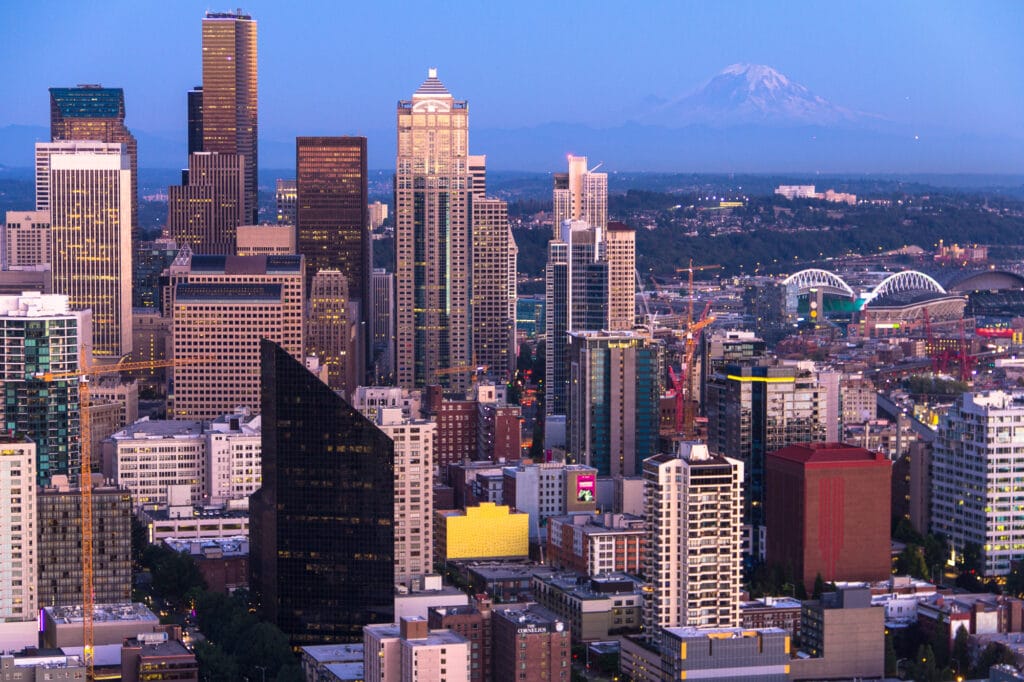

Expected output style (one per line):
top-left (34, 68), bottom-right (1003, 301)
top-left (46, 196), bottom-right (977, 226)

top-left (637, 63), bottom-right (869, 128)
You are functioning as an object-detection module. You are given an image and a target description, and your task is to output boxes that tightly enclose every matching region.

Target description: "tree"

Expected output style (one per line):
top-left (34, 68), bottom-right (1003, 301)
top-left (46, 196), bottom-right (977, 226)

top-left (951, 625), bottom-right (969, 679)
top-left (912, 643), bottom-right (939, 682)
top-left (812, 573), bottom-right (825, 600)
top-left (150, 548), bottom-right (207, 609)
top-left (233, 622), bottom-right (295, 681)
top-left (195, 641), bottom-right (238, 682)
top-left (897, 544), bottom-right (930, 579)
top-left (884, 631), bottom-right (898, 677)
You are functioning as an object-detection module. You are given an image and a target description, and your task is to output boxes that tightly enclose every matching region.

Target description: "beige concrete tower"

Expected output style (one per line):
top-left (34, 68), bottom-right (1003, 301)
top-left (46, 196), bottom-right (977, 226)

top-left (471, 197), bottom-right (516, 381)
top-left (605, 222), bottom-right (636, 330)
top-left (552, 154), bottom-right (607, 237)
top-left (0, 437), bottom-right (37, 622)
top-left (47, 143), bottom-right (133, 357)
top-left (643, 443), bottom-right (743, 633)
top-left (395, 69), bottom-right (470, 389)
top-left (202, 10), bottom-right (258, 224)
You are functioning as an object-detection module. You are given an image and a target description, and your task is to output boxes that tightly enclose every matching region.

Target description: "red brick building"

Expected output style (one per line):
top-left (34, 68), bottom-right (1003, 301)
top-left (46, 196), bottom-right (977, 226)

top-left (547, 513), bottom-right (648, 578)
top-left (492, 605), bottom-right (570, 682)
top-left (437, 400), bottom-right (479, 471)
top-left (766, 442), bottom-right (891, 592)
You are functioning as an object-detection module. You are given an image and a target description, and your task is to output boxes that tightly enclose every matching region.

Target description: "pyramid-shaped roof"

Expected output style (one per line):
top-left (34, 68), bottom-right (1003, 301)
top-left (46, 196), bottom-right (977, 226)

top-left (413, 68), bottom-right (451, 98)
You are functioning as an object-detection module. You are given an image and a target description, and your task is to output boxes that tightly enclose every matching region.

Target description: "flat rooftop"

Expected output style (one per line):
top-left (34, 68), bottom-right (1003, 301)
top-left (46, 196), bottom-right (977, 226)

top-left (44, 603), bottom-right (158, 625)
top-left (111, 418), bottom-right (204, 440)
top-left (301, 643), bottom-right (363, 664)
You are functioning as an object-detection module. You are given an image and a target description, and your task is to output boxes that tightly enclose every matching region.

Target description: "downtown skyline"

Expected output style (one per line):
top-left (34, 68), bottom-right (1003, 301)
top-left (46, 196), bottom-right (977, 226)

top-left (0, 1), bottom-right (1022, 172)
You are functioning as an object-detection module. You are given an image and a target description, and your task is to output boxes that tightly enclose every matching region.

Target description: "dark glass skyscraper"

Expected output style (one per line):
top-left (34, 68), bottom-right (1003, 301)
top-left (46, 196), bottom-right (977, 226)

top-left (251, 340), bottom-right (395, 645)
top-left (295, 136), bottom-right (369, 300)
top-left (49, 85), bottom-right (138, 236)
top-left (187, 86), bottom-right (203, 155)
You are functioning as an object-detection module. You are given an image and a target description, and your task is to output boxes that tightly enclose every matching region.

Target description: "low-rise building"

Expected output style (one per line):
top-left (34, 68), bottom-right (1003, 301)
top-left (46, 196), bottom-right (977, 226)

top-left (531, 572), bottom-right (644, 642)
top-left (41, 603), bottom-right (160, 648)
top-left (106, 419), bottom-right (205, 508)
top-left (301, 643), bottom-right (364, 682)
top-left (491, 605), bottom-right (570, 682)
top-left (0, 650), bottom-right (84, 680)
top-left (163, 537), bottom-right (248, 593)
top-left (121, 630), bottom-right (198, 682)
top-left (546, 512), bottom-right (647, 578)
top-left (740, 596), bottom-right (803, 638)
top-left (364, 617), bottom-right (471, 682)
top-left (661, 627), bottom-right (791, 681)
top-left (139, 503), bottom-right (249, 543)
top-left (435, 503), bottom-right (529, 564)
top-left (791, 587), bottom-right (884, 681)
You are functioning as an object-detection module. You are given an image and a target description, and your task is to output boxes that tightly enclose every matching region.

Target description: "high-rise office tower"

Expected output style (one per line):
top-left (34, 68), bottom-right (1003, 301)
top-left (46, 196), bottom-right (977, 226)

top-left (49, 85), bottom-right (138, 236)
top-left (168, 254), bottom-right (305, 420)
top-left (201, 10), bottom-right (258, 224)
top-left (395, 69), bottom-right (471, 390)
top-left (0, 436), bottom-right (37, 622)
top-left (567, 330), bottom-right (661, 477)
top-left (552, 154), bottom-right (607, 237)
top-left (308, 269), bottom-right (361, 395)
top-left (368, 201), bottom-right (389, 230)
top-left (46, 142), bottom-right (132, 358)
top-left (471, 198), bottom-right (516, 380)
top-left (3, 210), bottom-right (50, 268)
top-left (643, 443), bottom-right (742, 633)
top-left (275, 179), bottom-right (297, 225)
top-left (38, 479), bottom-right (132, 608)
top-left (932, 391), bottom-right (1024, 576)
top-left (0, 293), bottom-right (83, 486)
top-left (296, 137), bottom-right (369, 298)
top-left (373, 408), bottom-right (435, 586)
top-left (545, 220), bottom-right (607, 416)
top-left (605, 221), bottom-right (636, 331)
top-left (251, 340), bottom-right (395, 644)
top-left (167, 151), bottom-right (246, 255)
top-left (187, 86), bottom-right (203, 155)
top-left (371, 269), bottom-right (395, 382)
top-left (705, 362), bottom-right (834, 560)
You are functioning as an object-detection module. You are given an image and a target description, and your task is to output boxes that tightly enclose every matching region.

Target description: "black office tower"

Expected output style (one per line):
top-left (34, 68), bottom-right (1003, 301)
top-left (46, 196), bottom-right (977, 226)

top-left (250, 340), bottom-right (395, 645)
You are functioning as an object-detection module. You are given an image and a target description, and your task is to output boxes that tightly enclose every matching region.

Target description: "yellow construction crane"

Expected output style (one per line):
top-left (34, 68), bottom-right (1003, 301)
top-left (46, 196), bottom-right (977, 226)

top-left (37, 355), bottom-right (209, 681)
top-left (673, 261), bottom-right (721, 439)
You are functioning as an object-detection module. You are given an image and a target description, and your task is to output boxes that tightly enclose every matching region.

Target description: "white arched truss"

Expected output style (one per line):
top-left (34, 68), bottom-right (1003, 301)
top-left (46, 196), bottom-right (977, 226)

top-left (781, 268), bottom-right (856, 299)
top-left (861, 270), bottom-right (946, 305)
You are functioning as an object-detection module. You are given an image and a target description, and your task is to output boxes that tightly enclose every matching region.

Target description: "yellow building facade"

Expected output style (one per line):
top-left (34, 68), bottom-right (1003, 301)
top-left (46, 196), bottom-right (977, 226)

top-left (437, 503), bottom-right (529, 561)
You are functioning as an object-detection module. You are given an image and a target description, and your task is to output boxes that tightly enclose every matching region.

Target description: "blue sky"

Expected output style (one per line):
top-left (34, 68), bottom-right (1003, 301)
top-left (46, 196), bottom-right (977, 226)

top-left (1, 1), bottom-right (1021, 168)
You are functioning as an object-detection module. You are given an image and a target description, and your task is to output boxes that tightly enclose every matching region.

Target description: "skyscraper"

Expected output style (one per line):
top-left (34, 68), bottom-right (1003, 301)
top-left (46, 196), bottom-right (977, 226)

top-left (201, 10), bottom-right (258, 224)
top-left (167, 254), bottom-right (305, 420)
top-left (0, 293), bottom-right (82, 486)
top-left (0, 436), bottom-right (37, 622)
top-left (605, 221), bottom-right (636, 331)
top-left (187, 86), bottom-right (203, 155)
top-left (552, 154), bottom-right (607, 237)
top-left (643, 443), bottom-right (743, 632)
top-left (932, 391), bottom-right (1024, 576)
top-left (167, 151), bottom-right (246, 255)
top-left (395, 69), bottom-right (471, 390)
top-left (545, 220), bottom-right (607, 416)
top-left (251, 340), bottom-right (395, 645)
top-left (49, 85), bottom-right (138, 235)
top-left (46, 143), bottom-right (132, 357)
top-left (308, 269), bottom-right (361, 395)
top-left (275, 179), bottom-right (297, 225)
top-left (471, 198), bottom-right (516, 381)
top-left (371, 268), bottom-right (395, 382)
top-left (705, 362), bottom-right (835, 560)
top-left (296, 137), bottom-right (369, 297)
top-left (567, 330), bottom-right (661, 477)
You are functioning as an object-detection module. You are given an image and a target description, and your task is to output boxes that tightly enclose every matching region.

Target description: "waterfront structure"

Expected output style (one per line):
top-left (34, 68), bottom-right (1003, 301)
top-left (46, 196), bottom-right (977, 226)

top-left (567, 330), bottom-right (661, 477)
top-left (766, 443), bottom-right (891, 591)
top-left (46, 143), bottom-right (132, 357)
top-left (0, 437), bottom-right (37, 622)
top-left (0, 293), bottom-right (82, 485)
top-left (251, 340), bottom-right (395, 644)
top-left (49, 85), bottom-right (138, 234)
top-left (643, 443), bottom-right (743, 632)
top-left (394, 70), bottom-right (471, 390)
top-left (167, 152), bottom-right (246, 255)
top-left (201, 9), bottom-right (258, 224)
